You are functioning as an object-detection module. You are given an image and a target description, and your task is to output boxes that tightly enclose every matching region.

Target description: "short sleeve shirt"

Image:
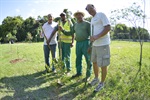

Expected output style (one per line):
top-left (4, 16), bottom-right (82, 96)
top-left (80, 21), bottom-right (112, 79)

top-left (91, 12), bottom-right (111, 46)
top-left (73, 20), bottom-right (91, 41)
top-left (42, 22), bottom-right (58, 45)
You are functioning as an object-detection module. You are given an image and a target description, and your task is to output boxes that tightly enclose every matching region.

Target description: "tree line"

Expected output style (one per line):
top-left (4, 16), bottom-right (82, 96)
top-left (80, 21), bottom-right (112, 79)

top-left (111, 23), bottom-right (149, 41)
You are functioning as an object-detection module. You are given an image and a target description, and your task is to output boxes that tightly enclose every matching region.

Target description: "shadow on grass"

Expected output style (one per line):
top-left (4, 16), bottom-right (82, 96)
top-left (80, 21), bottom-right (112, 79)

top-left (54, 77), bottom-right (97, 100)
top-left (0, 71), bottom-right (96, 100)
top-left (0, 71), bottom-right (61, 100)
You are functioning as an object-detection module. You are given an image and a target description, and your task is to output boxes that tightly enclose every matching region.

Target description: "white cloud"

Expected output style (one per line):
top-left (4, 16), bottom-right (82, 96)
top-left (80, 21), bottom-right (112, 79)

top-left (25, 9), bottom-right (36, 19)
top-left (33, 0), bottom-right (44, 4)
top-left (15, 9), bottom-right (20, 13)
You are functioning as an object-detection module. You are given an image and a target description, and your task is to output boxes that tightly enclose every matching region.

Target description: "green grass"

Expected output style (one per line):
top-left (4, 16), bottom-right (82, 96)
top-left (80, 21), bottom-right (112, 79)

top-left (0, 41), bottom-right (150, 100)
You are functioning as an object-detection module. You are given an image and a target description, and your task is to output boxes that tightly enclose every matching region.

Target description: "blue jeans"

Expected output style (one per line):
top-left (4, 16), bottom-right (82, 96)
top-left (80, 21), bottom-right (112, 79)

top-left (43, 44), bottom-right (56, 71)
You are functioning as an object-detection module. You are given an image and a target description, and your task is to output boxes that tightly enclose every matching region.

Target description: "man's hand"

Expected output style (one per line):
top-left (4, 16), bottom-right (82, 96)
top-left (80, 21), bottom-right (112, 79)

top-left (87, 47), bottom-right (92, 54)
top-left (70, 42), bottom-right (74, 48)
top-left (90, 35), bottom-right (98, 42)
top-left (58, 26), bottom-right (63, 31)
top-left (46, 39), bottom-right (50, 45)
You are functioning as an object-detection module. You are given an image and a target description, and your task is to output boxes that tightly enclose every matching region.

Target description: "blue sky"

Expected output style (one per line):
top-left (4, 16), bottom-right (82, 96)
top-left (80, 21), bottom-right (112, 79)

top-left (0, 0), bottom-right (150, 31)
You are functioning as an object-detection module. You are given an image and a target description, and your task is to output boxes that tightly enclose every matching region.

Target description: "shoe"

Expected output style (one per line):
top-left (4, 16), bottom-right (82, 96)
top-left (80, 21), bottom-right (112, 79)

top-left (53, 70), bottom-right (57, 74)
top-left (89, 78), bottom-right (99, 86)
top-left (42, 70), bottom-right (48, 74)
top-left (94, 82), bottom-right (104, 92)
top-left (57, 79), bottom-right (64, 86)
top-left (82, 77), bottom-right (90, 82)
top-left (71, 74), bottom-right (81, 78)
top-left (66, 72), bottom-right (70, 76)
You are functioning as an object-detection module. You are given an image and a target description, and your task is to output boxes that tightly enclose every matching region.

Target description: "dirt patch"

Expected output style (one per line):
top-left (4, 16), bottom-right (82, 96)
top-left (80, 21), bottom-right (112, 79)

top-left (10, 58), bottom-right (23, 64)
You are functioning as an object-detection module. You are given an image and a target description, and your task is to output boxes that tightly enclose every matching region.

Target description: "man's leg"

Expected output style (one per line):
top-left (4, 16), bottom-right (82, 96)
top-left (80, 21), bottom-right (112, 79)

top-left (50, 44), bottom-right (56, 71)
top-left (94, 45), bottom-right (110, 92)
top-left (72, 42), bottom-right (82, 78)
top-left (61, 42), bottom-right (65, 69)
top-left (89, 62), bottom-right (99, 85)
top-left (94, 66), bottom-right (107, 92)
top-left (75, 42), bottom-right (82, 75)
top-left (93, 62), bottom-right (99, 78)
top-left (82, 40), bottom-right (92, 78)
top-left (64, 43), bottom-right (71, 72)
top-left (101, 66), bottom-right (107, 82)
top-left (43, 45), bottom-right (50, 72)
top-left (89, 46), bottom-right (99, 85)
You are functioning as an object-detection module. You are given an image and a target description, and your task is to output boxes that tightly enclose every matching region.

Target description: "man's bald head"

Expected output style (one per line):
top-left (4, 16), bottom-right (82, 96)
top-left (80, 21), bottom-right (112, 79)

top-left (85, 4), bottom-right (95, 11)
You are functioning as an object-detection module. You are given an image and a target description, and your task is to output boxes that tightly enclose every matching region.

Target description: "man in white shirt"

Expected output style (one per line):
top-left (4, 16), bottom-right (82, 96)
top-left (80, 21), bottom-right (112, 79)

top-left (85, 4), bottom-right (111, 92)
top-left (40, 14), bottom-right (58, 73)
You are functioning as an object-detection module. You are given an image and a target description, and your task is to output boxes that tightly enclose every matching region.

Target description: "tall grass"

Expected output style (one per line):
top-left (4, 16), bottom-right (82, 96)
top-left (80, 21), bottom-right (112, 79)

top-left (0, 41), bottom-right (150, 100)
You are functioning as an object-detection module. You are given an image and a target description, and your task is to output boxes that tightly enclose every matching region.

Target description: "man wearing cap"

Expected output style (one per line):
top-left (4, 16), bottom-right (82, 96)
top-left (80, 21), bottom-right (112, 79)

top-left (71, 11), bottom-right (92, 81)
top-left (40, 14), bottom-right (58, 73)
top-left (85, 4), bottom-right (111, 92)
top-left (48, 12), bottom-right (74, 75)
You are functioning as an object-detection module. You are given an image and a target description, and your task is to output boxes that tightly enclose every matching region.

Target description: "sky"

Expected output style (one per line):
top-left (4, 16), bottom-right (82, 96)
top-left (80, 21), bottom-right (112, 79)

top-left (0, 0), bottom-right (150, 32)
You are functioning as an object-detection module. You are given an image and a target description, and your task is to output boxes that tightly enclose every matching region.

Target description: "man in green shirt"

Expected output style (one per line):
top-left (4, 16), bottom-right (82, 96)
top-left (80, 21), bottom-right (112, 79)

top-left (71, 11), bottom-right (92, 81)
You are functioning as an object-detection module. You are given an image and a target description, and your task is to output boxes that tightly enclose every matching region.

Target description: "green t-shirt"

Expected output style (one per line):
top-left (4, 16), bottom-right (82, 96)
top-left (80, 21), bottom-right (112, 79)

top-left (73, 20), bottom-right (91, 41)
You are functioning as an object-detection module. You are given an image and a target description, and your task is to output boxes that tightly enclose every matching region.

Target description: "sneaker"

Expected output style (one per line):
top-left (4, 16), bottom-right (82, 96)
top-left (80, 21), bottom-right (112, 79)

top-left (66, 72), bottom-right (71, 76)
top-left (71, 74), bottom-right (81, 78)
top-left (53, 70), bottom-right (57, 74)
top-left (42, 70), bottom-right (48, 74)
top-left (82, 77), bottom-right (90, 82)
top-left (89, 78), bottom-right (99, 86)
top-left (94, 82), bottom-right (104, 92)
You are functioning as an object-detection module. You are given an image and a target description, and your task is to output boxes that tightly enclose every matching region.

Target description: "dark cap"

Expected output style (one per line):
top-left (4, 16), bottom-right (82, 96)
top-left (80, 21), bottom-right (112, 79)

top-left (60, 12), bottom-right (66, 16)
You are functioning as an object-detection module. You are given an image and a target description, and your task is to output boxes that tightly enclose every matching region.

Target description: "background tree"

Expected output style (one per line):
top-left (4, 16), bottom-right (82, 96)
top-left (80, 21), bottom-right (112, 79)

top-left (110, 2), bottom-right (148, 70)
top-left (63, 9), bottom-right (76, 24)
top-left (84, 16), bottom-right (92, 22)
top-left (113, 24), bottom-right (130, 39)
top-left (0, 16), bottom-right (23, 42)
top-left (19, 17), bottom-right (39, 42)
top-left (26, 32), bottom-right (33, 42)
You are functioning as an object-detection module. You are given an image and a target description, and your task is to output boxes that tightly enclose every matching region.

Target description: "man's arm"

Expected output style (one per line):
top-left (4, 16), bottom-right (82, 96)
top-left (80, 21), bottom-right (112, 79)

top-left (90, 25), bottom-right (111, 42)
top-left (59, 20), bottom-right (74, 36)
top-left (47, 28), bottom-right (57, 44)
top-left (71, 33), bottom-right (75, 47)
top-left (40, 26), bottom-right (44, 38)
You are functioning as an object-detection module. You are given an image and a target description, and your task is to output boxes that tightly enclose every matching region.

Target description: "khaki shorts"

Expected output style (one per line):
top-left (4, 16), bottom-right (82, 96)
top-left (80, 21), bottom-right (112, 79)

top-left (91, 45), bottom-right (110, 67)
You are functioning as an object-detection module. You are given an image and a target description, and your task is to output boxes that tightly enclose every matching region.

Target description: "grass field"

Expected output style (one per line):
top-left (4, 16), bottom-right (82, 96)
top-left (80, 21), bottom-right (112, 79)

top-left (0, 41), bottom-right (150, 100)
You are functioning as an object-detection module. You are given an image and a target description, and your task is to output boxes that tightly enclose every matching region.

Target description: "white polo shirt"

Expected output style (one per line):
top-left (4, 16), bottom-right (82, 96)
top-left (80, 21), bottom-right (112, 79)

top-left (42, 22), bottom-right (57, 45)
top-left (91, 12), bottom-right (111, 46)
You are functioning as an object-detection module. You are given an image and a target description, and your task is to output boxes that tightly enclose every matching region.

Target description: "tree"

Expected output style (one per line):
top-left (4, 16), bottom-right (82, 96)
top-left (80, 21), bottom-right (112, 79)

top-left (4, 32), bottom-right (17, 43)
top-left (1, 16), bottom-right (23, 42)
top-left (113, 24), bottom-right (130, 39)
top-left (26, 32), bottom-right (33, 42)
top-left (18, 17), bottom-right (39, 42)
top-left (110, 2), bottom-right (147, 70)
top-left (63, 9), bottom-right (76, 24)
top-left (85, 16), bottom-right (92, 22)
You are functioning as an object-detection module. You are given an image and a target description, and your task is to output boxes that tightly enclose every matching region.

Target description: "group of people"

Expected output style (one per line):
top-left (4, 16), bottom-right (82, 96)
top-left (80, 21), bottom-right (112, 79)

top-left (40, 4), bottom-right (111, 92)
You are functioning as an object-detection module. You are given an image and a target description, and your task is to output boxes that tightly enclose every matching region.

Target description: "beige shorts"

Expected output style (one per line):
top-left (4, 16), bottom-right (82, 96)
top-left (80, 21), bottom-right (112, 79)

top-left (91, 45), bottom-right (110, 67)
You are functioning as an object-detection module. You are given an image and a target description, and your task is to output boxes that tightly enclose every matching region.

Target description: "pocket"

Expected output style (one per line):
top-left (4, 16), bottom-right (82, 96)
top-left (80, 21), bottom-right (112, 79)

top-left (102, 55), bottom-right (110, 66)
top-left (103, 55), bottom-right (110, 59)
